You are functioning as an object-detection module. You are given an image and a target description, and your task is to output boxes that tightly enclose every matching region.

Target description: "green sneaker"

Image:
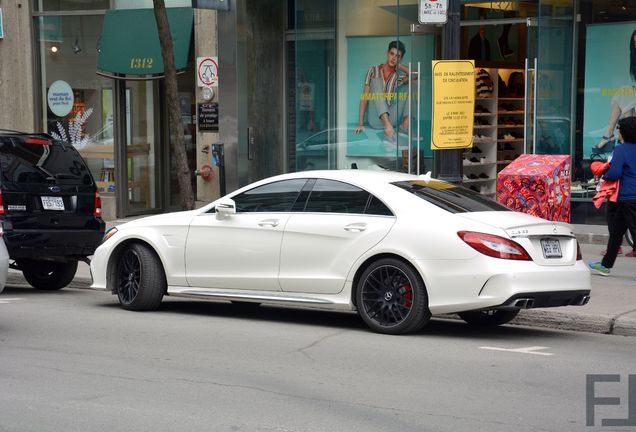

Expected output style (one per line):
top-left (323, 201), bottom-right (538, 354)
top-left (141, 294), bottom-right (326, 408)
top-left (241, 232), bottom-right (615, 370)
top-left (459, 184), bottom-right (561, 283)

top-left (588, 261), bottom-right (610, 276)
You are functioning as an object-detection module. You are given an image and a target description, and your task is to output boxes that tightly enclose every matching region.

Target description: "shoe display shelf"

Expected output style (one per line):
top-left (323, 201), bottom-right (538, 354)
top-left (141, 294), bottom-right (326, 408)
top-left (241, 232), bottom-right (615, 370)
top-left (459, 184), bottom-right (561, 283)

top-left (496, 68), bottom-right (525, 172)
top-left (469, 68), bottom-right (498, 196)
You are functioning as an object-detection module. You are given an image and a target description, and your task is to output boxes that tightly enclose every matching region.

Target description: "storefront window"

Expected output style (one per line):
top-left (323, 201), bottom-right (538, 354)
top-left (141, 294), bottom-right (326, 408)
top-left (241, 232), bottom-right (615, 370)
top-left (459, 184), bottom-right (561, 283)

top-left (33, 0), bottom-right (110, 12)
top-left (573, 0), bottom-right (636, 223)
top-left (286, 0), bottom-right (435, 174)
top-left (35, 14), bottom-right (116, 218)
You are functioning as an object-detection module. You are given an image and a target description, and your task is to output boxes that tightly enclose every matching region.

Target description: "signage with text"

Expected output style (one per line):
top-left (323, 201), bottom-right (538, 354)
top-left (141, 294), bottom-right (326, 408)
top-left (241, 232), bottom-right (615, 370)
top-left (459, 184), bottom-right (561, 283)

top-left (431, 60), bottom-right (475, 150)
top-left (419, 0), bottom-right (448, 24)
top-left (198, 103), bottom-right (219, 132)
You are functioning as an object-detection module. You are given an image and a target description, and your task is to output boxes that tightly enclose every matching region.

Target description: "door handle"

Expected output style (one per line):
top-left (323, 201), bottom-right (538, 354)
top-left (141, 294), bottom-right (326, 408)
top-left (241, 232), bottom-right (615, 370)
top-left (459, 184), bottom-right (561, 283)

top-left (344, 223), bottom-right (367, 232)
top-left (258, 219), bottom-right (279, 227)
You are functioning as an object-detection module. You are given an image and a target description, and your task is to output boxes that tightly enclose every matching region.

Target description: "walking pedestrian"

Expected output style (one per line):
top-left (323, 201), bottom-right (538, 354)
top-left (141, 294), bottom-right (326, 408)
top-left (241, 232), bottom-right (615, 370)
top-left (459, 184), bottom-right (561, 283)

top-left (588, 116), bottom-right (636, 275)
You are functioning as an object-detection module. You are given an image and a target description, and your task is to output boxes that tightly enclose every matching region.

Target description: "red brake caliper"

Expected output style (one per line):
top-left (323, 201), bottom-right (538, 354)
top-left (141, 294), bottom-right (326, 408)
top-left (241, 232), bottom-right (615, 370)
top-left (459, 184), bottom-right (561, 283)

top-left (403, 284), bottom-right (413, 308)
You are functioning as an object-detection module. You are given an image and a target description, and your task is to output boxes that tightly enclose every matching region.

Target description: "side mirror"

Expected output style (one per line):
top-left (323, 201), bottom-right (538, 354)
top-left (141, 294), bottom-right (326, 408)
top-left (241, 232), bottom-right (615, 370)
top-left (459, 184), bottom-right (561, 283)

top-left (215, 198), bottom-right (236, 219)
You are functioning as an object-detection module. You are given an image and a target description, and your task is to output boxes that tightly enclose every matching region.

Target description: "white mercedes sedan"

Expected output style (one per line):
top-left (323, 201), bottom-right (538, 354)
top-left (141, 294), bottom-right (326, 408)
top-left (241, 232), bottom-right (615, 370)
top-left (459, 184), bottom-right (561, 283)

top-left (90, 170), bottom-right (591, 335)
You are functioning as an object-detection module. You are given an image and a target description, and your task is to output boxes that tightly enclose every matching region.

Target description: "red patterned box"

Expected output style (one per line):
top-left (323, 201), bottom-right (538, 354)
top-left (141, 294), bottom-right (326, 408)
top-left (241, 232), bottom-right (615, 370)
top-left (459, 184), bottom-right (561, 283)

top-left (496, 154), bottom-right (571, 222)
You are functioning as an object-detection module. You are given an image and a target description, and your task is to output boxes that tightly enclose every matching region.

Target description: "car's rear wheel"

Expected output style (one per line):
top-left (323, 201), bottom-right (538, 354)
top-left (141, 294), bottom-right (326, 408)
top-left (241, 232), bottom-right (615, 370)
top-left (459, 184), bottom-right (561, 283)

top-left (20, 260), bottom-right (78, 290)
top-left (116, 243), bottom-right (165, 311)
top-left (458, 309), bottom-right (520, 326)
top-left (356, 258), bottom-right (430, 335)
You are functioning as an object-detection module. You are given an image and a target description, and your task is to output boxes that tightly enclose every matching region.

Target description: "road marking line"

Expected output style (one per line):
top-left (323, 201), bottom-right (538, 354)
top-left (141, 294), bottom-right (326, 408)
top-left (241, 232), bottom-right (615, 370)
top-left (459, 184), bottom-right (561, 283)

top-left (479, 345), bottom-right (554, 356)
top-left (0, 298), bottom-right (24, 304)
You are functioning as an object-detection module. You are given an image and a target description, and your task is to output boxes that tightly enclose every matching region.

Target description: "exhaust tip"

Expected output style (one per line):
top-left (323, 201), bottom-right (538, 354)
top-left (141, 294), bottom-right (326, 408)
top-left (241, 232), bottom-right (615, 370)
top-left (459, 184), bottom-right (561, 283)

top-left (513, 298), bottom-right (534, 309)
top-left (578, 295), bottom-right (591, 306)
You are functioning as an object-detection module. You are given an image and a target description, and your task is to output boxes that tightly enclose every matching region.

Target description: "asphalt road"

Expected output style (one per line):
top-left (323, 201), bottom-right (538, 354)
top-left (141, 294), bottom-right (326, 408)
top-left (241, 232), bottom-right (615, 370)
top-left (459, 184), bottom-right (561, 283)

top-left (1, 284), bottom-right (635, 432)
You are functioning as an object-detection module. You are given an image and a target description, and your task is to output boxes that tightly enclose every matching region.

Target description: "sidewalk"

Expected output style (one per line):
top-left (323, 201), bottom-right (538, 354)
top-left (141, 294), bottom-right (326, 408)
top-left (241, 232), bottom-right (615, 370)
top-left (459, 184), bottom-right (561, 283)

top-left (5, 220), bottom-right (636, 337)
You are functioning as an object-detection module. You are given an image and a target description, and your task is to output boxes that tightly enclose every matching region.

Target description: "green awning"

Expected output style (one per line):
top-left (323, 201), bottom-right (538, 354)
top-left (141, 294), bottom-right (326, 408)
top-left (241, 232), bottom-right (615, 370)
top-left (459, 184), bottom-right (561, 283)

top-left (97, 7), bottom-right (193, 79)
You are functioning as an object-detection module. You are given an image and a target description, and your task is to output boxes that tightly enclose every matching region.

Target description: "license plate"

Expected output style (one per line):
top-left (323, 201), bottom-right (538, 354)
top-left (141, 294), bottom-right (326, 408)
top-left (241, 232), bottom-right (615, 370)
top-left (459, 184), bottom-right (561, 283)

top-left (41, 196), bottom-right (64, 211)
top-left (541, 239), bottom-right (562, 258)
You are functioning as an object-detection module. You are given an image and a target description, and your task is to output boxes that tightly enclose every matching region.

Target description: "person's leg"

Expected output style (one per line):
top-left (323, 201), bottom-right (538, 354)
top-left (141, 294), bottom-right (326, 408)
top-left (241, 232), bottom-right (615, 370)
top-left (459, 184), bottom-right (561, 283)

top-left (601, 203), bottom-right (629, 269)
top-left (389, 83), bottom-right (410, 132)
top-left (602, 201), bottom-right (624, 255)
top-left (620, 202), bottom-right (636, 260)
top-left (367, 77), bottom-right (389, 129)
top-left (595, 100), bottom-right (622, 149)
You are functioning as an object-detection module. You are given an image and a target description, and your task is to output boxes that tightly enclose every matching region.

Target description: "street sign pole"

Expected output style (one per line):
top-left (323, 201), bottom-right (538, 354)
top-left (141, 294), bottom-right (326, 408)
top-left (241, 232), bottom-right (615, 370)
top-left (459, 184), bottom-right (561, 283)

top-left (433, 0), bottom-right (463, 183)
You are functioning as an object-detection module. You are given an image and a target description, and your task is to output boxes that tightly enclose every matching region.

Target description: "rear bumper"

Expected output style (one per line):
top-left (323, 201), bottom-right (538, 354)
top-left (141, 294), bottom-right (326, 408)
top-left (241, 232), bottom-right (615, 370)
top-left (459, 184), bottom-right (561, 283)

top-left (499, 290), bottom-right (591, 310)
top-left (4, 227), bottom-right (104, 260)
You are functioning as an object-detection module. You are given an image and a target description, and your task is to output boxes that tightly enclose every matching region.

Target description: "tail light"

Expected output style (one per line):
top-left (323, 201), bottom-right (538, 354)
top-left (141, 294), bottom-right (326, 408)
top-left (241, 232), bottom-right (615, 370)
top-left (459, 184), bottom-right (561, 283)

top-left (24, 137), bottom-right (51, 145)
top-left (458, 231), bottom-right (531, 261)
top-left (0, 190), bottom-right (4, 215)
top-left (576, 240), bottom-right (582, 260)
top-left (93, 191), bottom-right (102, 217)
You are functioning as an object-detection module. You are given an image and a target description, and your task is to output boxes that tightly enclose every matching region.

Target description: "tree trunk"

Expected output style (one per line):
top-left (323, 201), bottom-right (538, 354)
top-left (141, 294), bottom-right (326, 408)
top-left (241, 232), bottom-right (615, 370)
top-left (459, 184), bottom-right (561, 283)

top-left (153, 0), bottom-right (195, 210)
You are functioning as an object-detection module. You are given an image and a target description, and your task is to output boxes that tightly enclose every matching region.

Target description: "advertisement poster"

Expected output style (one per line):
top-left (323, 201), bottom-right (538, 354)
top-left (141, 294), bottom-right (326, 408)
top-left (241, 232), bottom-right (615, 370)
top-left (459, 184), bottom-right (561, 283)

top-left (583, 22), bottom-right (636, 159)
top-left (346, 35), bottom-right (434, 158)
top-left (431, 60), bottom-right (475, 149)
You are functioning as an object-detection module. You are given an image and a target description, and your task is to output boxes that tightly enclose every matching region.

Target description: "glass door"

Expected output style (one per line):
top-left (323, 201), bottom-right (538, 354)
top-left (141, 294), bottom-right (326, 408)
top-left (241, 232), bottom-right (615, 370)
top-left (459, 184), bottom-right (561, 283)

top-left (124, 80), bottom-right (160, 214)
top-left (525, 2), bottom-right (575, 155)
top-left (287, 0), bottom-right (336, 172)
top-left (406, 24), bottom-right (436, 175)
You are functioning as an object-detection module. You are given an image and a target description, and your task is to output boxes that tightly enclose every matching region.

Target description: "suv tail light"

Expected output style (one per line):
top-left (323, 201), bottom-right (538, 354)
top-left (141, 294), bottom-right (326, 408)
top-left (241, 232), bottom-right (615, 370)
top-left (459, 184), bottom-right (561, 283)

top-left (0, 190), bottom-right (4, 215)
top-left (94, 191), bottom-right (102, 217)
top-left (576, 240), bottom-right (582, 260)
top-left (458, 231), bottom-right (531, 261)
top-left (24, 137), bottom-right (51, 145)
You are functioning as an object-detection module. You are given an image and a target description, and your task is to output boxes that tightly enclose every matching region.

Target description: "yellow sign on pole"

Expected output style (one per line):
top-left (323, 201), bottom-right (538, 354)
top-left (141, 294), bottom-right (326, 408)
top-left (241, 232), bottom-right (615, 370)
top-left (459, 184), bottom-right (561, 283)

top-left (431, 60), bottom-right (475, 150)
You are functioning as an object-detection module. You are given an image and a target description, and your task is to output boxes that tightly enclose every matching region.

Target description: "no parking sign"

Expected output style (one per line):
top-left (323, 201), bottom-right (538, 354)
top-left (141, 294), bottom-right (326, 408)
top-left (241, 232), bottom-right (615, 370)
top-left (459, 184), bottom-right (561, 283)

top-left (197, 57), bottom-right (218, 87)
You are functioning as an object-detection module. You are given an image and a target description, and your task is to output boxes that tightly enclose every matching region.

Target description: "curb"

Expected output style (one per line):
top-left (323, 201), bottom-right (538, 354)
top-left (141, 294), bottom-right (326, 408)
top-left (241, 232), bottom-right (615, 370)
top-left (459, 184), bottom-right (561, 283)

top-left (508, 310), bottom-right (636, 337)
top-left (574, 233), bottom-right (610, 246)
top-left (7, 274), bottom-right (636, 337)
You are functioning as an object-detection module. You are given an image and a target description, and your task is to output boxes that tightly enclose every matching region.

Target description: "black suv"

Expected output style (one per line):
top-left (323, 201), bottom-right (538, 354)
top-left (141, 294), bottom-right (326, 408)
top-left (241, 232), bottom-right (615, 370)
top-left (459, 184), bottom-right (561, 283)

top-left (0, 130), bottom-right (105, 289)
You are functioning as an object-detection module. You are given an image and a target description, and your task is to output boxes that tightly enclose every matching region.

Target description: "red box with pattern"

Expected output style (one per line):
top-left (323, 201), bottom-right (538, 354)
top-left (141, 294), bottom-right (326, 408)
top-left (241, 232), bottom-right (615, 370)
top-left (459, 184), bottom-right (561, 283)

top-left (496, 154), bottom-right (571, 222)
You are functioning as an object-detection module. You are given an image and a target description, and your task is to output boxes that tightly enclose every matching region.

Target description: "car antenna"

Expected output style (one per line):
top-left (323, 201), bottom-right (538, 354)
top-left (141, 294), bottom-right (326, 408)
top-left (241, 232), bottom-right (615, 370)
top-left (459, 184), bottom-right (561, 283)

top-left (351, 163), bottom-right (358, 169)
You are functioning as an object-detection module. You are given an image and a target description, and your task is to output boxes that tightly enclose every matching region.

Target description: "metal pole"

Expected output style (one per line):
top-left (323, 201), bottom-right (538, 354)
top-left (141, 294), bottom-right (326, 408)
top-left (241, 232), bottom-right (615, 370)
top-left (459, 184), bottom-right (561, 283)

top-left (408, 62), bottom-right (412, 174)
top-left (433, 0), bottom-right (462, 183)
top-left (417, 61), bottom-right (421, 175)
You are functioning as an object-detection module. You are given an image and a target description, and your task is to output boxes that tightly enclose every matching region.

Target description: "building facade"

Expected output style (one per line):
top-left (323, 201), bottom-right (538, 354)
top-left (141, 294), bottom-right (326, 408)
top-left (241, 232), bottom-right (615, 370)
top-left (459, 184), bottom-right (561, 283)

top-left (0, 0), bottom-right (633, 223)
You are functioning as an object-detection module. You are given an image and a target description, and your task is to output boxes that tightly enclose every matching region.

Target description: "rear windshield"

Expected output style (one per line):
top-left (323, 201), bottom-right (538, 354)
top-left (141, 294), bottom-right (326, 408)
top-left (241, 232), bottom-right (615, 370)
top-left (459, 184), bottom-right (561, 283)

top-left (0, 136), bottom-right (93, 186)
top-left (392, 180), bottom-right (510, 213)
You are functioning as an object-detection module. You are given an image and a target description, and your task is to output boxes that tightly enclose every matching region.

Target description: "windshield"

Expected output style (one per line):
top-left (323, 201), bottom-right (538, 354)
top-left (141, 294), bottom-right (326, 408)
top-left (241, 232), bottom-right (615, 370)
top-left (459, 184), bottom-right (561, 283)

top-left (0, 137), bottom-right (93, 186)
top-left (392, 180), bottom-right (510, 213)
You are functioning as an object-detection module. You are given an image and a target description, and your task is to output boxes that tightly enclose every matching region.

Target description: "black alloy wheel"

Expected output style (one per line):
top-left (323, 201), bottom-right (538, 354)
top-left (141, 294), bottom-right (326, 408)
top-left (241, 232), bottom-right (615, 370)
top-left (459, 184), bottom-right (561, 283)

top-left (356, 258), bottom-right (430, 335)
top-left (458, 309), bottom-right (520, 326)
top-left (116, 243), bottom-right (165, 311)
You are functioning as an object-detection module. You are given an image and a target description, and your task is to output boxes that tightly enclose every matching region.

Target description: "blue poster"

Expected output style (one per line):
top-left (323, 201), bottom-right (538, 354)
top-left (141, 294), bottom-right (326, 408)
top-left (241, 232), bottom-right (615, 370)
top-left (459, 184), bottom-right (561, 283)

top-left (583, 22), bottom-right (636, 159)
top-left (346, 35), bottom-right (434, 158)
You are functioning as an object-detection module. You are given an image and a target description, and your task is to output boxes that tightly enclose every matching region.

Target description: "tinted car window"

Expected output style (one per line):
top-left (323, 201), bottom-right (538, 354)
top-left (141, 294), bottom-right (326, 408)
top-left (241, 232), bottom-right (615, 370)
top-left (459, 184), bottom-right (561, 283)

top-left (393, 180), bottom-right (509, 213)
top-left (366, 196), bottom-right (393, 216)
top-left (304, 179), bottom-right (369, 214)
top-left (233, 179), bottom-right (307, 213)
top-left (0, 137), bottom-right (93, 186)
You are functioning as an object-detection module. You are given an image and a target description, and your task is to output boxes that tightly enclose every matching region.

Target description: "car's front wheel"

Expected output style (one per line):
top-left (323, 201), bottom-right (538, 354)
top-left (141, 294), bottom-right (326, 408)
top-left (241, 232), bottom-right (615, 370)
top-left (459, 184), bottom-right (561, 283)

top-left (115, 243), bottom-right (165, 310)
top-left (356, 258), bottom-right (430, 335)
top-left (20, 260), bottom-right (78, 290)
top-left (458, 309), bottom-right (520, 326)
